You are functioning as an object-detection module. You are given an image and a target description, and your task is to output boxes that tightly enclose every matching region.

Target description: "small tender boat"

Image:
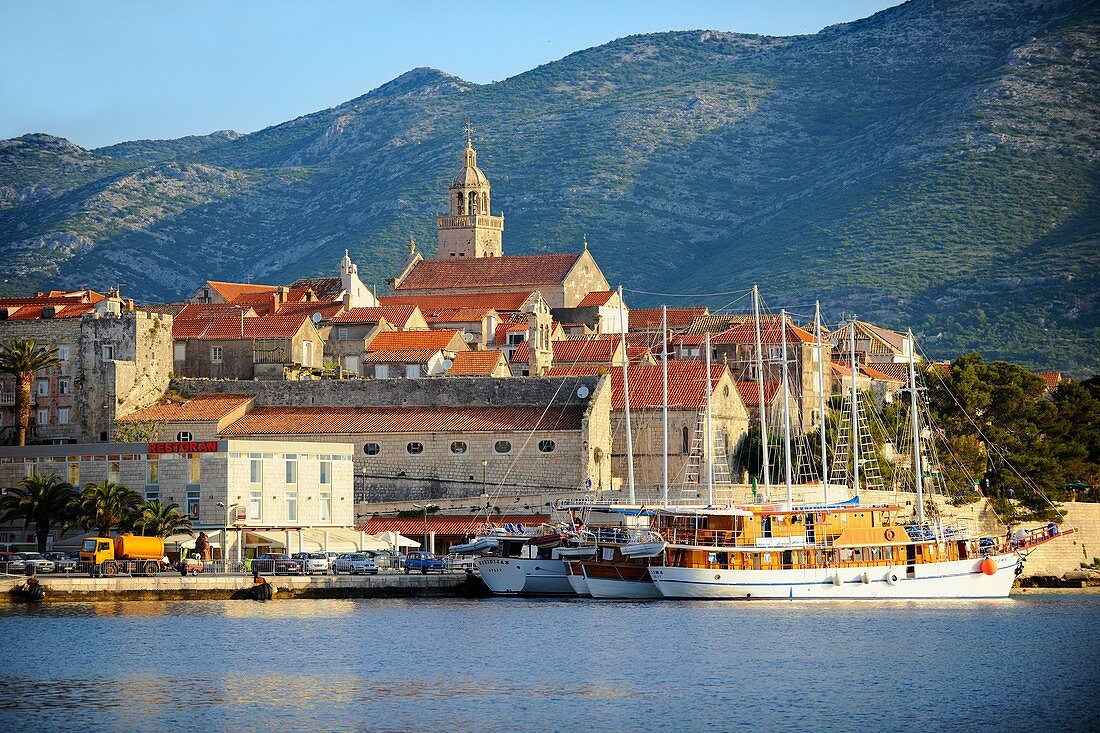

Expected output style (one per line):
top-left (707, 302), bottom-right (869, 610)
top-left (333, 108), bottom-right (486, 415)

top-left (449, 537), bottom-right (499, 555)
top-left (621, 540), bottom-right (666, 558)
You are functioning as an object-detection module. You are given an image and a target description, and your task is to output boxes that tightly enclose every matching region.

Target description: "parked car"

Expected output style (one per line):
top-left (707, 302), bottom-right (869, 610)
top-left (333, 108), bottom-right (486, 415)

top-left (255, 553), bottom-right (302, 575)
top-left (291, 552), bottom-right (330, 575)
top-left (322, 551), bottom-right (340, 571)
top-left (15, 553), bottom-right (55, 574)
top-left (45, 552), bottom-right (77, 573)
top-left (0, 551), bottom-right (26, 574)
top-left (403, 551), bottom-right (446, 574)
top-left (333, 553), bottom-right (379, 575)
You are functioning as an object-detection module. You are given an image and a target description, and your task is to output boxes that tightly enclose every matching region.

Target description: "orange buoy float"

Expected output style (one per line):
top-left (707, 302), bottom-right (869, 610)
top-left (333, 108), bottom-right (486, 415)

top-left (980, 557), bottom-right (997, 575)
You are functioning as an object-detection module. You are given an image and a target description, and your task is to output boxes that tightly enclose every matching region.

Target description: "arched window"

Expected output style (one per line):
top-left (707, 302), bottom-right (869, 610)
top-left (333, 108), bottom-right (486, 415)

top-left (468, 191), bottom-right (478, 215)
top-left (455, 193), bottom-right (465, 215)
top-left (681, 426), bottom-right (690, 454)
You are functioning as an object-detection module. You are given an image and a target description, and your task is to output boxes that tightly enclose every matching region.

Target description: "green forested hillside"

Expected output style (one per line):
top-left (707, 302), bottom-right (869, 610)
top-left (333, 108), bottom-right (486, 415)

top-left (0, 0), bottom-right (1096, 374)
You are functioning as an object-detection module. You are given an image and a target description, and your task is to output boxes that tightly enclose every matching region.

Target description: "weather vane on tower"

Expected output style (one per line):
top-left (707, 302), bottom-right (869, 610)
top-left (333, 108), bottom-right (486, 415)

top-left (463, 117), bottom-right (474, 145)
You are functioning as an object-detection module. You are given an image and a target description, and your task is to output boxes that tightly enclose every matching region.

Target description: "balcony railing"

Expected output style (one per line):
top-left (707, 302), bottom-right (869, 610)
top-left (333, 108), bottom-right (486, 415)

top-left (0, 390), bottom-right (15, 406)
top-left (435, 214), bottom-right (503, 230)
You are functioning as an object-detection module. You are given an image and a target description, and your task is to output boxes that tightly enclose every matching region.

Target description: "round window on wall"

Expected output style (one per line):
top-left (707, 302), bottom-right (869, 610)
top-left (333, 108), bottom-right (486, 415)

top-left (494, 440), bottom-right (512, 454)
top-left (176, 431), bottom-right (193, 442)
top-left (407, 442), bottom-right (424, 455)
top-left (450, 441), bottom-right (467, 455)
top-left (363, 443), bottom-right (380, 456)
top-left (537, 440), bottom-right (555, 453)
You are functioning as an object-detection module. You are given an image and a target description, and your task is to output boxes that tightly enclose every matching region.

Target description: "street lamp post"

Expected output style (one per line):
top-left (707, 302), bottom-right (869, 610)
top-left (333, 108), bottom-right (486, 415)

top-left (216, 502), bottom-right (239, 572)
top-left (412, 503), bottom-right (429, 553)
top-left (481, 459), bottom-right (488, 504)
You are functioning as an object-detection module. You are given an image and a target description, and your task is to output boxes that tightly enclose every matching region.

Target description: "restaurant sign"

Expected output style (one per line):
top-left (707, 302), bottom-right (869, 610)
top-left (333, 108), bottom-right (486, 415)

top-left (147, 440), bottom-right (220, 454)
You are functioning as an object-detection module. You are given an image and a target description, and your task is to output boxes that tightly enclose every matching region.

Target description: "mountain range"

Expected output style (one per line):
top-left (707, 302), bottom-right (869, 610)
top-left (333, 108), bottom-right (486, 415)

top-left (1, 0), bottom-right (1097, 375)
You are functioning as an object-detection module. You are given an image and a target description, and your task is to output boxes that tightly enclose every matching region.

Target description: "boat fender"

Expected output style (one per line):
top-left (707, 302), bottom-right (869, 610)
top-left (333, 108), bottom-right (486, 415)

top-left (885, 572), bottom-right (899, 586)
top-left (980, 557), bottom-right (997, 576)
top-left (831, 574), bottom-right (842, 586)
top-left (884, 529), bottom-right (896, 541)
top-left (861, 572), bottom-right (870, 585)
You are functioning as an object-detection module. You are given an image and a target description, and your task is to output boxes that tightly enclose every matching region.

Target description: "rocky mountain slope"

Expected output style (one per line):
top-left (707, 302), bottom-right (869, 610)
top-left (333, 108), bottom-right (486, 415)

top-left (1, 0), bottom-right (1097, 375)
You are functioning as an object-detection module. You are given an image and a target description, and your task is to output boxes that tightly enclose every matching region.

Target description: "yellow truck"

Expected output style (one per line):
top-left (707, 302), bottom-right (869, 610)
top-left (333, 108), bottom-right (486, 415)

top-left (80, 534), bottom-right (166, 577)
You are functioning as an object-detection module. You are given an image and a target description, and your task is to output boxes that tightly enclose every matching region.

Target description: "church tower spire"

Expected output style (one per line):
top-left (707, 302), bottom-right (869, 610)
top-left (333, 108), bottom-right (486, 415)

top-left (436, 122), bottom-right (504, 259)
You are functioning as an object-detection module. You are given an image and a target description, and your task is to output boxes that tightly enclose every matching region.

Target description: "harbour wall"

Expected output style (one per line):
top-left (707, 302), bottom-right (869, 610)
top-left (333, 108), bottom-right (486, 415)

top-left (2, 572), bottom-right (467, 603)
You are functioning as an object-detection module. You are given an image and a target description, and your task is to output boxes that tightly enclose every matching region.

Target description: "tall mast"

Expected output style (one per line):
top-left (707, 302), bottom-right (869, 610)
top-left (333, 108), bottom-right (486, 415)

top-left (618, 286), bottom-right (635, 503)
top-left (815, 301), bottom-right (829, 505)
top-left (780, 310), bottom-right (794, 508)
top-left (705, 330), bottom-right (714, 506)
top-left (752, 285), bottom-right (771, 498)
top-left (849, 319), bottom-right (860, 498)
top-left (907, 328), bottom-right (925, 525)
top-left (661, 305), bottom-right (670, 508)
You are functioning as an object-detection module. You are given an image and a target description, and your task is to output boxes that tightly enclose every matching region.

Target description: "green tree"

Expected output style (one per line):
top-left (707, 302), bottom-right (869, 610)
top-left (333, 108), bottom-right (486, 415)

top-left (0, 474), bottom-right (78, 552)
top-left (132, 500), bottom-right (193, 538)
top-left (78, 480), bottom-right (143, 538)
top-left (113, 419), bottom-right (165, 443)
top-left (0, 339), bottom-right (61, 446)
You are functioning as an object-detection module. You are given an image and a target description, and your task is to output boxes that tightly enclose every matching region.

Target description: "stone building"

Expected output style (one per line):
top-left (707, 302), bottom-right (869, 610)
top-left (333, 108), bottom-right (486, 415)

top-left (435, 133), bottom-right (504, 259)
top-left (0, 439), bottom-right (358, 558)
top-left (171, 375), bottom-right (612, 503)
top-left (829, 320), bottom-right (920, 366)
top-left (447, 351), bottom-right (511, 377)
top-left (551, 289), bottom-right (629, 336)
top-left (172, 312), bottom-right (325, 380)
top-left (326, 308), bottom-right (401, 375)
top-left (0, 290), bottom-right (173, 444)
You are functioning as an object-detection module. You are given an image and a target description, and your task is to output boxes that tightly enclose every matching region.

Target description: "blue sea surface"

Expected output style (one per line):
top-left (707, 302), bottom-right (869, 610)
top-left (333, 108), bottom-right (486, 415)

top-left (1, 592), bottom-right (1098, 732)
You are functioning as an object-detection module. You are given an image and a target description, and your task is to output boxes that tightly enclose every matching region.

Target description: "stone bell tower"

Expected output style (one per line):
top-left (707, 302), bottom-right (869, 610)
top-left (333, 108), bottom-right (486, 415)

top-left (436, 123), bottom-right (504, 259)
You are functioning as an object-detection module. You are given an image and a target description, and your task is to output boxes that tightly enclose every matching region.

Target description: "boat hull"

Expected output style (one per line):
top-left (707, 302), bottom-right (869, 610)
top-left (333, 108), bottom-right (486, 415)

top-left (580, 563), bottom-right (662, 600)
top-left (474, 557), bottom-right (574, 595)
top-left (649, 553), bottom-right (1021, 600)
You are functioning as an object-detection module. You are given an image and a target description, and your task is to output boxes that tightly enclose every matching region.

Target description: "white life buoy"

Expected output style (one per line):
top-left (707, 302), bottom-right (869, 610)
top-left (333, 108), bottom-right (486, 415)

top-left (885, 571), bottom-right (899, 586)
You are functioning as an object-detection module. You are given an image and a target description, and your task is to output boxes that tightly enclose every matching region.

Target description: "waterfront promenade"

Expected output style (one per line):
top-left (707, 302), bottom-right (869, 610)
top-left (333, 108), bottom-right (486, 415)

top-left (1, 570), bottom-right (468, 603)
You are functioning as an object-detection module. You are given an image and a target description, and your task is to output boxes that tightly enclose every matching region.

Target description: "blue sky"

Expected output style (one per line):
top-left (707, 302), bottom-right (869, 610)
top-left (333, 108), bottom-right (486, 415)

top-left (1, 1), bottom-right (902, 149)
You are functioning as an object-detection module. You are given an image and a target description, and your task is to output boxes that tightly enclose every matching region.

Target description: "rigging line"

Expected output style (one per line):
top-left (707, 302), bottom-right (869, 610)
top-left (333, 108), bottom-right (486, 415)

top-left (621, 287), bottom-right (755, 299)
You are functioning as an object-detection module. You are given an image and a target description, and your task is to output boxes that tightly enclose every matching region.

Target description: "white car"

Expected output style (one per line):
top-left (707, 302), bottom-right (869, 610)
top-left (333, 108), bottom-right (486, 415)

top-left (16, 553), bottom-right (55, 574)
top-left (333, 553), bottom-right (379, 575)
top-left (291, 552), bottom-right (330, 575)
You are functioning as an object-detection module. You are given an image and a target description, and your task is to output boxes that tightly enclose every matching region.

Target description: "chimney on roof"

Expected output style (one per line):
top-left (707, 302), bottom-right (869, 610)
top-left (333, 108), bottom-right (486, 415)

top-left (0, 307), bottom-right (14, 320)
top-left (42, 305), bottom-right (60, 319)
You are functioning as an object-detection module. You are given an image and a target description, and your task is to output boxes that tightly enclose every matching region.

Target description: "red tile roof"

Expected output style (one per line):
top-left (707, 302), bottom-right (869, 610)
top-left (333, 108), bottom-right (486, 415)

top-left (493, 322), bottom-right (529, 345)
top-left (118, 394), bottom-right (253, 422)
top-left (577, 290), bottom-right (615, 307)
top-left (423, 307), bottom-right (493, 324)
top-left (288, 277), bottom-right (344, 302)
top-left (172, 313), bottom-right (311, 339)
top-left (396, 253), bottom-right (582, 291)
top-left (629, 307), bottom-right (708, 330)
top-left (512, 337), bottom-right (622, 365)
top-left (220, 405), bottom-right (587, 435)
top-left (204, 281), bottom-right (279, 302)
top-left (379, 292), bottom-right (536, 312)
top-left (274, 301), bottom-right (345, 320)
top-left (362, 349), bottom-right (441, 364)
top-left (449, 351), bottom-right (508, 375)
top-left (332, 305), bottom-right (418, 327)
top-left (735, 380), bottom-right (782, 407)
top-left (368, 330), bottom-right (463, 352)
top-left (1034, 371), bottom-right (1064, 390)
top-left (551, 361), bottom-right (728, 410)
top-left (361, 515), bottom-right (549, 536)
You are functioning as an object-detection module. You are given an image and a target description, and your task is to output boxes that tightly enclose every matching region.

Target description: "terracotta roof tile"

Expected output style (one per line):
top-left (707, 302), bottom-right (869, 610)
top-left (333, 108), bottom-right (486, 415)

top-left (332, 305), bottom-right (416, 327)
top-left (711, 321), bottom-right (819, 345)
top-left (288, 277), bottom-right (344, 302)
top-left (395, 253), bottom-right (581, 291)
top-left (221, 405), bottom-right (587, 435)
top-left (368, 330), bottom-right (463, 352)
top-left (172, 313), bottom-right (311, 339)
top-left (274, 300), bottom-right (345, 320)
top-left (449, 351), bottom-right (508, 375)
top-left (204, 281), bottom-right (279, 302)
top-left (118, 394), bottom-right (253, 422)
top-left (1034, 370), bottom-right (1064, 390)
top-left (512, 337), bottom-right (622, 365)
top-left (423, 307), bottom-right (493, 323)
top-left (735, 380), bottom-right (781, 407)
top-left (380, 292), bottom-right (536, 312)
top-left (362, 349), bottom-right (441, 364)
top-left (577, 290), bottom-right (615, 307)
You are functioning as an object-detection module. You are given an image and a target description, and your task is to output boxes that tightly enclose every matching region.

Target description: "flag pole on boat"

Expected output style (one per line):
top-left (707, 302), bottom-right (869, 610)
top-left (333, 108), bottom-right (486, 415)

top-left (849, 317), bottom-right (860, 498)
top-left (618, 285), bottom-right (635, 504)
top-left (705, 329), bottom-right (714, 506)
top-left (907, 328), bottom-right (924, 526)
top-left (780, 309), bottom-right (794, 509)
top-left (752, 284), bottom-right (771, 500)
top-left (662, 304), bottom-right (669, 509)
top-left (815, 301), bottom-right (829, 505)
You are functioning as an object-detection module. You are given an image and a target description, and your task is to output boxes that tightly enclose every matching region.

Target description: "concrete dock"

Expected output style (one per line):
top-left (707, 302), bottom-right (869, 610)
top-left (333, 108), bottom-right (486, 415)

top-left (2, 571), bottom-right (475, 603)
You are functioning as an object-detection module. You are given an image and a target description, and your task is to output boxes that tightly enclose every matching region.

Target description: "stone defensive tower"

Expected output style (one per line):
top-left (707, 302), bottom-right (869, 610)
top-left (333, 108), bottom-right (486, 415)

top-left (436, 125), bottom-right (504, 259)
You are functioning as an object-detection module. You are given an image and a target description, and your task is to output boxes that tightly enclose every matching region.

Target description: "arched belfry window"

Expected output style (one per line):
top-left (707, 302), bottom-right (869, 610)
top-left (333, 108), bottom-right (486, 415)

top-left (455, 193), bottom-right (465, 215)
top-left (468, 191), bottom-right (478, 215)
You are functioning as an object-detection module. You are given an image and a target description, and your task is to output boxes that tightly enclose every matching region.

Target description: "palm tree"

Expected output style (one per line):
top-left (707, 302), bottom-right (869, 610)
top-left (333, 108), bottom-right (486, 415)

top-left (0, 339), bottom-right (62, 446)
top-left (0, 474), bottom-right (77, 552)
top-left (78, 480), bottom-right (142, 538)
top-left (133, 500), bottom-right (193, 538)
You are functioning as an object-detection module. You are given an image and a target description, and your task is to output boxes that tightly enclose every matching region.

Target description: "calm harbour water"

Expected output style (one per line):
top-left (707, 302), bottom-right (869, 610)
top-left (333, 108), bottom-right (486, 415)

top-left (1, 592), bottom-right (1098, 733)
